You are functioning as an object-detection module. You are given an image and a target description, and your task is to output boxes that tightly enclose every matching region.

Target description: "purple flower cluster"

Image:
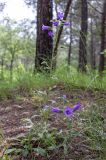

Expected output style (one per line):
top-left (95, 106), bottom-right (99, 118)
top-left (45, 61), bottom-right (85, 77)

top-left (42, 25), bottom-right (54, 37)
top-left (52, 103), bottom-right (81, 118)
top-left (57, 12), bottom-right (64, 20)
top-left (42, 11), bottom-right (71, 37)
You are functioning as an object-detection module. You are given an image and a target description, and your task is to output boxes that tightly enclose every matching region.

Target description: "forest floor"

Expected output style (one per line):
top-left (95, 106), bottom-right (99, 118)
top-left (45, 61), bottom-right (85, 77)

top-left (0, 84), bottom-right (106, 160)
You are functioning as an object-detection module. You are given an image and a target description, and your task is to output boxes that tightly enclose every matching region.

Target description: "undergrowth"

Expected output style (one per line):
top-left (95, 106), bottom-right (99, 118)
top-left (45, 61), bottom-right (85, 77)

top-left (0, 66), bottom-right (106, 100)
top-left (1, 103), bottom-right (105, 160)
top-left (0, 66), bottom-right (106, 160)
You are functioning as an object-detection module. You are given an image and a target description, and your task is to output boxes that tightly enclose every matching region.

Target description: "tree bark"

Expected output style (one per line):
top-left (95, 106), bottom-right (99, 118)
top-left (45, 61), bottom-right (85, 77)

top-left (0, 57), bottom-right (4, 80)
top-left (10, 53), bottom-right (15, 81)
top-left (78, 0), bottom-right (88, 72)
top-left (68, 12), bottom-right (72, 65)
top-left (34, 0), bottom-right (53, 72)
top-left (53, 0), bottom-right (73, 69)
top-left (99, 0), bottom-right (106, 73)
top-left (90, 18), bottom-right (96, 70)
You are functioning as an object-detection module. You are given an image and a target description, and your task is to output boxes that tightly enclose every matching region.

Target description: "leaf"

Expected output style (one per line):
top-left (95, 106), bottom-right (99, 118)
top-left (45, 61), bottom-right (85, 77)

top-left (5, 148), bottom-right (16, 154)
top-left (33, 147), bottom-right (47, 156)
top-left (22, 149), bottom-right (29, 157)
top-left (63, 144), bottom-right (68, 155)
top-left (47, 145), bottom-right (57, 151)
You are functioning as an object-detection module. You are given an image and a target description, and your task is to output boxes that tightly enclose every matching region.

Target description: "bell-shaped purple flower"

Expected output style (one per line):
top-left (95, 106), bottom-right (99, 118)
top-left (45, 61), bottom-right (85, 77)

top-left (64, 106), bottom-right (73, 117)
top-left (57, 12), bottom-right (64, 20)
top-left (73, 103), bottom-right (81, 112)
top-left (48, 31), bottom-right (54, 37)
top-left (53, 21), bottom-right (59, 27)
top-left (52, 107), bottom-right (61, 113)
top-left (42, 25), bottom-right (50, 31)
top-left (64, 22), bottom-right (71, 26)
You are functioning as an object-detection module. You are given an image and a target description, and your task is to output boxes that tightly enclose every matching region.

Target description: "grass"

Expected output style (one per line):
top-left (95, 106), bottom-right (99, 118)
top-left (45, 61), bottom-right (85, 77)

top-left (55, 65), bottom-right (106, 90)
top-left (0, 66), bottom-right (106, 100)
top-left (80, 104), bottom-right (105, 155)
top-left (0, 128), bottom-right (4, 145)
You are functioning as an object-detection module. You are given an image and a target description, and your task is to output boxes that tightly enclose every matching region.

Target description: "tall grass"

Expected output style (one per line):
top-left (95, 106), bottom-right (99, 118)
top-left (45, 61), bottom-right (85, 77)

top-left (55, 65), bottom-right (106, 90)
top-left (0, 66), bottom-right (106, 99)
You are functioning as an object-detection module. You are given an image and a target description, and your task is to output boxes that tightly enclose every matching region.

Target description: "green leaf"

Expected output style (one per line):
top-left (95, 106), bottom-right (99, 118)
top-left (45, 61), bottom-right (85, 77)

top-left (33, 147), bottom-right (47, 156)
top-left (47, 145), bottom-right (57, 151)
top-left (22, 149), bottom-right (29, 157)
top-left (5, 148), bottom-right (16, 154)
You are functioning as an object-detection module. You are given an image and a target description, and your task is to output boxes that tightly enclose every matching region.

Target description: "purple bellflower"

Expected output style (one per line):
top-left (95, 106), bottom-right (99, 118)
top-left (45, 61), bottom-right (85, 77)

top-left (64, 106), bottom-right (73, 117)
top-left (48, 31), bottom-right (54, 37)
top-left (53, 21), bottom-right (59, 27)
top-left (42, 25), bottom-right (50, 31)
top-left (64, 22), bottom-right (71, 26)
top-left (57, 12), bottom-right (64, 20)
top-left (73, 103), bottom-right (81, 112)
top-left (52, 107), bottom-right (61, 113)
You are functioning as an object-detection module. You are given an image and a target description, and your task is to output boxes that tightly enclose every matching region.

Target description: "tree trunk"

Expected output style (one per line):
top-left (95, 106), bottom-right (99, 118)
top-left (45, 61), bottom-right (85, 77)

top-left (99, 0), bottom-right (106, 73)
top-left (68, 13), bottom-right (72, 65)
top-left (34, 0), bottom-right (53, 72)
top-left (90, 18), bottom-right (96, 70)
top-left (1, 57), bottom-right (4, 80)
top-left (53, 0), bottom-right (73, 69)
top-left (10, 53), bottom-right (14, 81)
top-left (78, 0), bottom-right (88, 72)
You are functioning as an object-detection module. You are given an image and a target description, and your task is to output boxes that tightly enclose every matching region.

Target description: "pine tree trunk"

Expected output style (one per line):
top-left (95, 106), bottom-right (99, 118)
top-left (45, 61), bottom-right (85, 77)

top-left (90, 18), bottom-right (96, 70)
top-left (68, 13), bottom-right (72, 65)
top-left (1, 57), bottom-right (4, 80)
top-left (78, 0), bottom-right (88, 72)
top-left (10, 54), bottom-right (14, 81)
top-left (34, 0), bottom-right (53, 72)
top-left (99, 0), bottom-right (106, 73)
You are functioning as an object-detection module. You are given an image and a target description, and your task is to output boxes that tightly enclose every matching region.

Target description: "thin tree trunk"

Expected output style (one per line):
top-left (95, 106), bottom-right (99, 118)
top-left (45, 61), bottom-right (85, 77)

top-left (1, 57), bottom-right (4, 80)
top-left (68, 12), bottom-right (72, 65)
top-left (99, 0), bottom-right (106, 73)
top-left (10, 54), bottom-right (14, 81)
top-left (90, 18), bottom-right (96, 69)
top-left (53, 0), bottom-right (73, 69)
top-left (34, 0), bottom-right (53, 72)
top-left (78, 0), bottom-right (88, 72)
